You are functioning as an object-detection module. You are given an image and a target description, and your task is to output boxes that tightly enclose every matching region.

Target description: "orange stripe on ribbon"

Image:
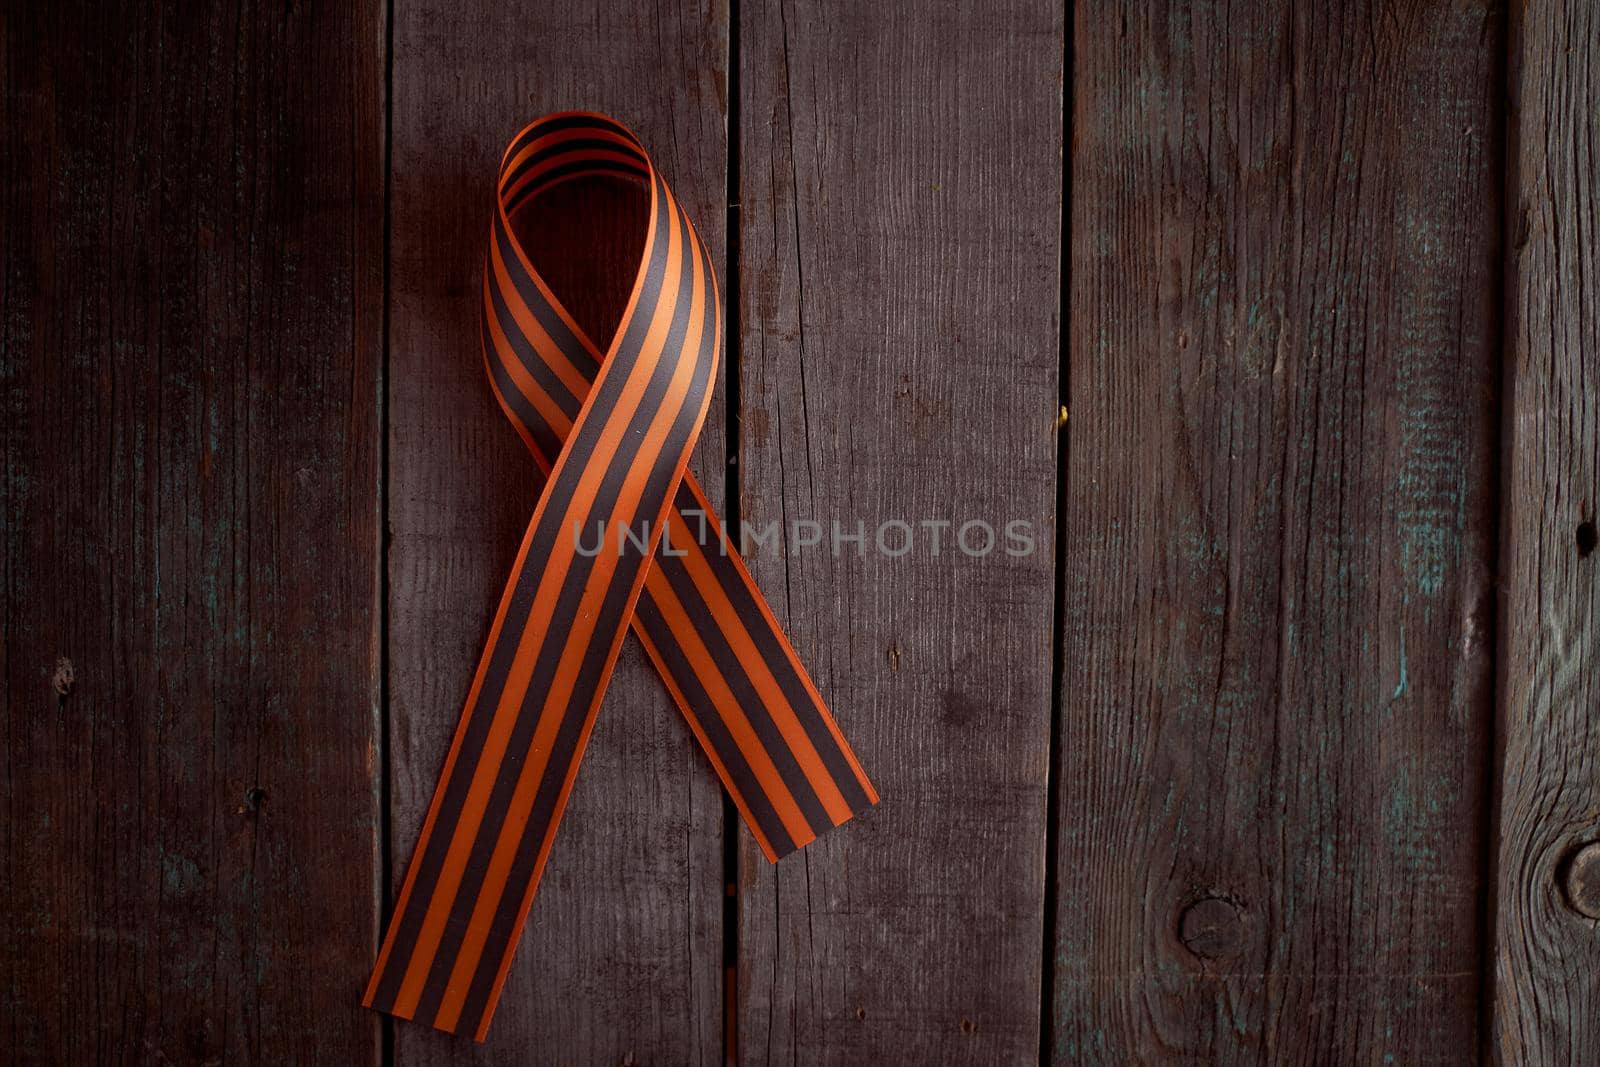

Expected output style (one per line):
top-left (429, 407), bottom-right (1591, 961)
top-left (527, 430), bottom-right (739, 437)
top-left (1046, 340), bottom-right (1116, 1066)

top-left (365, 112), bottom-right (878, 1041)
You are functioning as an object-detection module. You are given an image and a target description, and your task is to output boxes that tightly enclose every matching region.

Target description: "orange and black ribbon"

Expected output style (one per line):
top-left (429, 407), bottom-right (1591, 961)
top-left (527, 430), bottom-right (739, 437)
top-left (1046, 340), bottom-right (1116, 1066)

top-left (365, 113), bottom-right (878, 1040)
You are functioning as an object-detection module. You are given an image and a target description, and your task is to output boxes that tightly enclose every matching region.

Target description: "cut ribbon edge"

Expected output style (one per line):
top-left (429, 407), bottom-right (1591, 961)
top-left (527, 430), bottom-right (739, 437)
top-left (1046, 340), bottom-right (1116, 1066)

top-left (365, 112), bottom-right (877, 1042)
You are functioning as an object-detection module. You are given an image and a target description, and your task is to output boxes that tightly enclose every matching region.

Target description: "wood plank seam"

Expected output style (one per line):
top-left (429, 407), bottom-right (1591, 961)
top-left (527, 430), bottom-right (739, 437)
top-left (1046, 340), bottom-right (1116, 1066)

top-left (1039, 5), bottom-right (1073, 1064)
top-left (723, 3), bottom-right (746, 1064)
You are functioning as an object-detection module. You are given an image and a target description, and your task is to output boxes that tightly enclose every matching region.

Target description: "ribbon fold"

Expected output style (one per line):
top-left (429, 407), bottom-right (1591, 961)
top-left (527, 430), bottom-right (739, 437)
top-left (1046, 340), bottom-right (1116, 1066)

top-left (366, 112), bottom-right (878, 1040)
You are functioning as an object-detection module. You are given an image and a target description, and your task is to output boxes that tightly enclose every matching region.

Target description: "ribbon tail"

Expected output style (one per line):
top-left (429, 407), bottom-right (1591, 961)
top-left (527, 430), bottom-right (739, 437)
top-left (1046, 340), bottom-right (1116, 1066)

top-left (635, 475), bottom-right (879, 862)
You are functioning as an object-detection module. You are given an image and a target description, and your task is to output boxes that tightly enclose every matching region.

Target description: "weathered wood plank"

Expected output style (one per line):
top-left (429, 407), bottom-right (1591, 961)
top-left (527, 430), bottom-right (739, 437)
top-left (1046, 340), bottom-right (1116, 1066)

top-left (1054, 3), bottom-right (1501, 1062)
top-left (0, 2), bottom-right (385, 1062)
top-left (386, 1), bottom-right (728, 1061)
top-left (734, 0), bottom-right (1063, 1061)
top-left (1494, 3), bottom-right (1600, 1061)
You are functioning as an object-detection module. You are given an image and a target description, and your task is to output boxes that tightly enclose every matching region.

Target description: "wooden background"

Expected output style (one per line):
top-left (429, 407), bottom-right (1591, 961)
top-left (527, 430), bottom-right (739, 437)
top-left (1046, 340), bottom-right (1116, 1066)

top-left (3, 1), bottom-right (1598, 1063)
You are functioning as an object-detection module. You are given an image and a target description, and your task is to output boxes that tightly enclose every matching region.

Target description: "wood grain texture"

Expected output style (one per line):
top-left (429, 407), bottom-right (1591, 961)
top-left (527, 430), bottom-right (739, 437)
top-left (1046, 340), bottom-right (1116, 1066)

top-left (1054, 3), bottom-right (1501, 1062)
top-left (0, 2), bottom-right (384, 1063)
top-left (386, 1), bottom-right (728, 1061)
top-left (1493, 2), bottom-right (1600, 1062)
top-left (734, 0), bottom-right (1063, 1061)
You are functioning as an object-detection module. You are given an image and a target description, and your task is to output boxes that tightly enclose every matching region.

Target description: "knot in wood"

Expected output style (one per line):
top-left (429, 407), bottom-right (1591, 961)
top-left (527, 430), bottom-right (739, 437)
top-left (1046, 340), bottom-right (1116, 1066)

top-left (1562, 841), bottom-right (1600, 920)
top-left (1178, 896), bottom-right (1245, 960)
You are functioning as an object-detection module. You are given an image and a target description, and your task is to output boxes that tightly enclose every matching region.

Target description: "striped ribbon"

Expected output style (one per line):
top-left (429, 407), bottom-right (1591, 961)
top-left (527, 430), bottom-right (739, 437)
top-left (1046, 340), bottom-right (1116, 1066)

top-left (365, 112), bottom-right (879, 1040)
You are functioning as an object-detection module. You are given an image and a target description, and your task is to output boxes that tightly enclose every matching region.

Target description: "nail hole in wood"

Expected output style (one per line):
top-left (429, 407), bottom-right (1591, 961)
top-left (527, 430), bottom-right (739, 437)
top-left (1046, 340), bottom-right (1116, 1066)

top-left (1577, 521), bottom-right (1597, 559)
top-left (51, 656), bottom-right (75, 705)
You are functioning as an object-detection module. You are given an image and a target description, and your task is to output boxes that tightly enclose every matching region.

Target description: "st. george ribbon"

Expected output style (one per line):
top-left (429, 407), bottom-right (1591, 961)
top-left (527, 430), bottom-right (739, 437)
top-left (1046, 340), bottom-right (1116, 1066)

top-left (365, 113), bottom-right (879, 1040)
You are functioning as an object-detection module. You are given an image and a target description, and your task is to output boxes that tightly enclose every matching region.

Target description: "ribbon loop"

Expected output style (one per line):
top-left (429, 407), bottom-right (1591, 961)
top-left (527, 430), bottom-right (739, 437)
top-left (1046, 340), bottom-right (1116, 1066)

top-left (367, 113), bottom-right (877, 1040)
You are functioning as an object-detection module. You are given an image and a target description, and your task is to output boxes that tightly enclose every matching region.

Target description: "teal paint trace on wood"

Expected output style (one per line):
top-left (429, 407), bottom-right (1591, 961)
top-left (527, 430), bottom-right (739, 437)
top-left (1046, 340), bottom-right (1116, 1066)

top-left (1056, 2), bottom-right (1501, 1062)
top-left (1493, 2), bottom-right (1600, 1062)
